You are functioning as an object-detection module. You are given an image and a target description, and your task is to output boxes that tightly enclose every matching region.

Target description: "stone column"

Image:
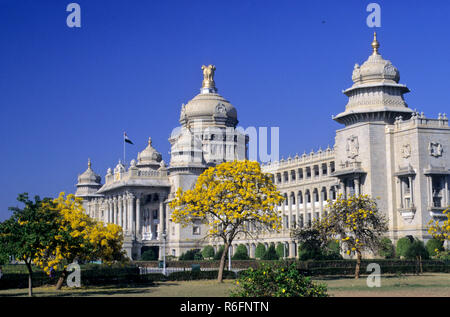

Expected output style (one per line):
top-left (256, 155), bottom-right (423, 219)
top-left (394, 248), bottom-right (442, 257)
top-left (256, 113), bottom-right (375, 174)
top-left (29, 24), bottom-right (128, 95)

top-left (355, 177), bottom-right (360, 196)
top-left (107, 198), bottom-right (112, 223)
top-left (311, 188), bottom-right (316, 220)
top-left (128, 194), bottom-right (135, 236)
top-left (118, 196), bottom-right (123, 228)
top-left (288, 193), bottom-right (292, 230)
top-left (408, 176), bottom-right (414, 207)
top-left (136, 196), bottom-right (141, 235)
top-left (295, 191), bottom-right (300, 229)
top-left (319, 188), bottom-right (324, 219)
top-left (158, 196), bottom-right (165, 240)
top-left (289, 242), bottom-right (296, 259)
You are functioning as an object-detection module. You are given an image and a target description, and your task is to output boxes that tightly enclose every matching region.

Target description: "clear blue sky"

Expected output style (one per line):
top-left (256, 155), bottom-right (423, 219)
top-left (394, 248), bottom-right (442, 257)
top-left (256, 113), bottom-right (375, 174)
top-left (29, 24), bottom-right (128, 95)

top-left (1, 0), bottom-right (449, 220)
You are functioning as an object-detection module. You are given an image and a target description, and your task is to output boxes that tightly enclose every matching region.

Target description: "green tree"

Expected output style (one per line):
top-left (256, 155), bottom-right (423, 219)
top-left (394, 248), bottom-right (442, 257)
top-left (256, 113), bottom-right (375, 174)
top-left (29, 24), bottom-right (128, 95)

top-left (232, 245), bottom-right (249, 260)
top-left (202, 245), bottom-right (215, 259)
top-left (169, 160), bottom-right (284, 282)
top-left (294, 227), bottom-right (328, 260)
top-left (231, 263), bottom-right (328, 297)
top-left (262, 244), bottom-right (279, 260)
top-left (255, 243), bottom-right (266, 259)
top-left (141, 249), bottom-right (158, 261)
top-left (276, 243), bottom-right (286, 259)
top-left (214, 245), bottom-right (227, 261)
top-left (405, 239), bottom-right (429, 260)
top-left (426, 238), bottom-right (444, 257)
top-left (179, 249), bottom-right (203, 261)
top-left (396, 237), bottom-right (413, 258)
top-left (0, 193), bottom-right (60, 296)
top-left (378, 237), bottom-right (395, 259)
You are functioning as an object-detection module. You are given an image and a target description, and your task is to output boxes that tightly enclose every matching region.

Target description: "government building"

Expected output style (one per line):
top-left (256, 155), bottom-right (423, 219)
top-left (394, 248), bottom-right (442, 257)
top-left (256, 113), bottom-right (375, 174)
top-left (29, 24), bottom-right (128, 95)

top-left (74, 34), bottom-right (449, 260)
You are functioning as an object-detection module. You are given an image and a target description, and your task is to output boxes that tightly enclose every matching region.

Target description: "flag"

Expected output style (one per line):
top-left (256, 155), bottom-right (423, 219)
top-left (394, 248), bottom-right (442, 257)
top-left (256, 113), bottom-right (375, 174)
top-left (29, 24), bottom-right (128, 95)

top-left (124, 132), bottom-right (134, 144)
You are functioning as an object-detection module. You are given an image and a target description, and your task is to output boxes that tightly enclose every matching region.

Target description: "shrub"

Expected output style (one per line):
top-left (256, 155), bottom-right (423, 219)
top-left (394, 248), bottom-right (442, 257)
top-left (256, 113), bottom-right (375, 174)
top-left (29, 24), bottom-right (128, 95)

top-left (202, 246), bottom-right (215, 259)
top-left (168, 270), bottom-right (236, 281)
top-left (141, 249), bottom-right (158, 261)
top-left (179, 249), bottom-right (203, 261)
top-left (214, 246), bottom-right (226, 261)
top-left (426, 238), bottom-right (444, 257)
top-left (396, 237), bottom-right (413, 258)
top-left (232, 245), bottom-right (249, 260)
top-left (255, 243), bottom-right (266, 259)
top-left (262, 244), bottom-right (279, 260)
top-left (405, 239), bottom-right (429, 260)
top-left (379, 237), bottom-right (395, 259)
top-left (276, 243), bottom-right (286, 259)
top-left (323, 241), bottom-right (342, 260)
top-left (231, 263), bottom-right (328, 297)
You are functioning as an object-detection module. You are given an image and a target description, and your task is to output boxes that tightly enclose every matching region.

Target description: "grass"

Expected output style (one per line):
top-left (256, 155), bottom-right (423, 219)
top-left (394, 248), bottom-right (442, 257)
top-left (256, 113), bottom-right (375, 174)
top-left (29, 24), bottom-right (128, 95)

top-left (0, 273), bottom-right (449, 297)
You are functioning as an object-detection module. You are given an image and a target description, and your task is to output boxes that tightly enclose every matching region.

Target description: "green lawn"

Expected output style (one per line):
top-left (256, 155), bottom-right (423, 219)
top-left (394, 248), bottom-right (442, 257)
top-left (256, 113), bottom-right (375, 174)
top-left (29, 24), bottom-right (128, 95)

top-left (0, 273), bottom-right (449, 297)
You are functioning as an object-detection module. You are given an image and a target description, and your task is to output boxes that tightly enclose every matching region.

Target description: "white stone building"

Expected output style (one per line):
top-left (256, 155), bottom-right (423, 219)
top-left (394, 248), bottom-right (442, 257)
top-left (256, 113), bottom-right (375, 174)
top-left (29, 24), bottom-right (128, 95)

top-left (75, 34), bottom-right (449, 260)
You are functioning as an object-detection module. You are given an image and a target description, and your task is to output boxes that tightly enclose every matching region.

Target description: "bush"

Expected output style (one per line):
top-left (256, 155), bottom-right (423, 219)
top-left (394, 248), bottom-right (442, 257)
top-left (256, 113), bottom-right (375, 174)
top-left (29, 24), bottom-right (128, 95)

top-left (426, 239), bottom-right (444, 257)
top-left (276, 243), bottom-right (286, 259)
top-left (214, 246), bottom-right (227, 261)
top-left (255, 243), bottom-right (266, 259)
top-left (396, 237), bottom-right (413, 258)
top-left (323, 241), bottom-right (342, 260)
top-left (405, 239), bottom-right (429, 260)
top-left (262, 244), bottom-right (279, 260)
top-left (231, 263), bottom-right (328, 297)
top-left (379, 237), bottom-right (395, 259)
top-left (141, 249), bottom-right (158, 261)
top-left (168, 270), bottom-right (236, 281)
top-left (232, 245), bottom-right (249, 260)
top-left (179, 249), bottom-right (203, 261)
top-left (202, 246), bottom-right (215, 259)
top-left (0, 263), bottom-right (143, 289)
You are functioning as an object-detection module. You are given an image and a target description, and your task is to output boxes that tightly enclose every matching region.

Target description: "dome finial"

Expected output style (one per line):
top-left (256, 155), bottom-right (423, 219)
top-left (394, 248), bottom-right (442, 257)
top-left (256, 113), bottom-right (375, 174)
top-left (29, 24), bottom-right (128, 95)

top-left (371, 31), bottom-right (380, 55)
top-left (88, 158), bottom-right (91, 168)
top-left (200, 65), bottom-right (217, 93)
top-left (148, 136), bottom-right (152, 146)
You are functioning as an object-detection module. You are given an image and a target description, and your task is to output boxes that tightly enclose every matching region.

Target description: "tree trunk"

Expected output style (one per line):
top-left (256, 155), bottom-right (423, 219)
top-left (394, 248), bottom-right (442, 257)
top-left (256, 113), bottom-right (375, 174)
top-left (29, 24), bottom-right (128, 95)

top-left (25, 261), bottom-right (33, 297)
top-left (217, 241), bottom-right (229, 283)
top-left (355, 250), bottom-right (362, 279)
top-left (418, 255), bottom-right (423, 274)
top-left (55, 268), bottom-right (68, 290)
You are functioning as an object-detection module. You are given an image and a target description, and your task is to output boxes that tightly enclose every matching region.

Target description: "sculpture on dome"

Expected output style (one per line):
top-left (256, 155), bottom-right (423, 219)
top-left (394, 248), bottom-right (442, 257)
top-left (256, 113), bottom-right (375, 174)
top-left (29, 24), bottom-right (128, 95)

top-left (201, 64), bottom-right (216, 88)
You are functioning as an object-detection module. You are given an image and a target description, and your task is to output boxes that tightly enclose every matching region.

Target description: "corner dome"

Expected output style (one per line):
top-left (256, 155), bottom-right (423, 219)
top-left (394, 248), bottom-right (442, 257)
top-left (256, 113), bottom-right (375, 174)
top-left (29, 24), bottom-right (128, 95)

top-left (77, 159), bottom-right (101, 185)
top-left (334, 32), bottom-right (413, 126)
top-left (137, 137), bottom-right (162, 168)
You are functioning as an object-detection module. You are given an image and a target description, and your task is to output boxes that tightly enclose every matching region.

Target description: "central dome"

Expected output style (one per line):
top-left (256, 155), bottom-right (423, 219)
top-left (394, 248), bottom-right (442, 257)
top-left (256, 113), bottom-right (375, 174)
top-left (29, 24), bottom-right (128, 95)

top-left (179, 65), bottom-right (238, 128)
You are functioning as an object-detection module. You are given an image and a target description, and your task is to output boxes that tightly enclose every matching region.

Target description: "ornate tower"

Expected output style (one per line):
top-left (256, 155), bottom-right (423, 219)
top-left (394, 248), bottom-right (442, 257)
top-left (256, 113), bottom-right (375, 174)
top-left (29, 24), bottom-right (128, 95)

top-left (332, 33), bottom-right (414, 238)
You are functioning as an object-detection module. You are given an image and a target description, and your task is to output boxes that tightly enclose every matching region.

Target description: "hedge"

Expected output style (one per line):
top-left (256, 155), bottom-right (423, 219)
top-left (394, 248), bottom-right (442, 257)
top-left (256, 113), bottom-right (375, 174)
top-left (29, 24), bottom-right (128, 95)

top-left (140, 270), bottom-right (237, 282)
top-left (136, 259), bottom-right (450, 276)
top-left (0, 264), bottom-right (142, 290)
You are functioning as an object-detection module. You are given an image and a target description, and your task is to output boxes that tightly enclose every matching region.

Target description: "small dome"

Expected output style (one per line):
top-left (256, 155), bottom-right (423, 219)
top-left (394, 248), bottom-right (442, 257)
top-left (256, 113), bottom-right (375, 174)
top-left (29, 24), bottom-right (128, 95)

top-left (137, 137), bottom-right (162, 167)
top-left (351, 33), bottom-right (400, 85)
top-left (78, 159), bottom-right (101, 185)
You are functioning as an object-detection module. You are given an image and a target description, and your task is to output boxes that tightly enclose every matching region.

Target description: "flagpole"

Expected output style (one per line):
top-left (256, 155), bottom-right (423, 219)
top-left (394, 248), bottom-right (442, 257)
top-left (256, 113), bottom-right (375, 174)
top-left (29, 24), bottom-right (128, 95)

top-left (123, 134), bottom-right (126, 166)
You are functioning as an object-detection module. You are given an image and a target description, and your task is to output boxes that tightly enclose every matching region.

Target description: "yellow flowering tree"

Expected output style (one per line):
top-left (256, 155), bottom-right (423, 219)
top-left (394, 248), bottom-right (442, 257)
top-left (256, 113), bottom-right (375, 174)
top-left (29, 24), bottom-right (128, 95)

top-left (427, 207), bottom-right (450, 256)
top-left (169, 160), bottom-right (285, 282)
top-left (313, 194), bottom-right (388, 279)
top-left (35, 192), bottom-right (126, 289)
